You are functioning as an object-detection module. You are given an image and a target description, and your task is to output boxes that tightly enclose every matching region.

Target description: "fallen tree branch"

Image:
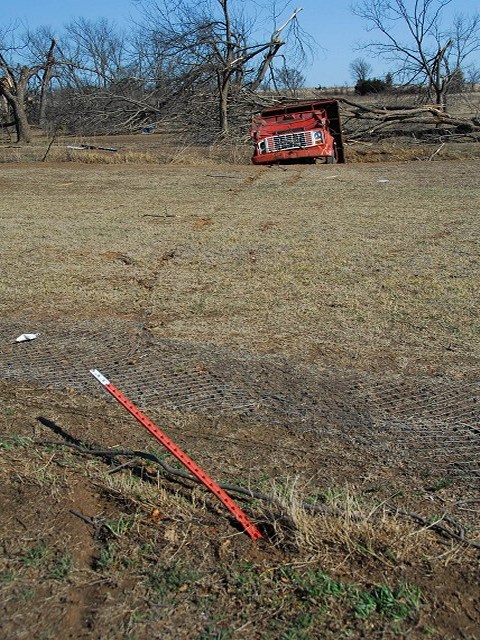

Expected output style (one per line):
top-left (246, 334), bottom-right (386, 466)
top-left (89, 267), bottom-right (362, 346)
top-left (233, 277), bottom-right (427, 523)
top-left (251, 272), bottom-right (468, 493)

top-left (34, 438), bottom-right (480, 548)
top-left (384, 503), bottom-right (479, 548)
top-left (42, 130), bottom-right (58, 162)
top-left (338, 97), bottom-right (480, 140)
top-left (427, 142), bottom-right (445, 160)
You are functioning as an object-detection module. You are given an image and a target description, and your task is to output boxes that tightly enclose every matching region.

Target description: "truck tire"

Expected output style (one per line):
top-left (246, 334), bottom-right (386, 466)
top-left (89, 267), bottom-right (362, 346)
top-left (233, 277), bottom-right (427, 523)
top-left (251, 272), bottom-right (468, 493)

top-left (326, 141), bottom-right (338, 164)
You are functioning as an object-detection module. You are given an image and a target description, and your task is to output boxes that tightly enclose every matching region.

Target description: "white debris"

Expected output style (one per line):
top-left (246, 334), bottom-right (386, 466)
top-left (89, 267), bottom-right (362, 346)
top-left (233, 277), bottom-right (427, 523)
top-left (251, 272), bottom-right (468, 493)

top-left (15, 333), bottom-right (39, 343)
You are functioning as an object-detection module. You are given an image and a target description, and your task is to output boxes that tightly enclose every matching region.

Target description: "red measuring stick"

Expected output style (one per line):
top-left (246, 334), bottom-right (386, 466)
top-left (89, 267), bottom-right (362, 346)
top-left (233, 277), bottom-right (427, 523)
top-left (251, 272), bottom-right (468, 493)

top-left (90, 369), bottom-right (263, 540)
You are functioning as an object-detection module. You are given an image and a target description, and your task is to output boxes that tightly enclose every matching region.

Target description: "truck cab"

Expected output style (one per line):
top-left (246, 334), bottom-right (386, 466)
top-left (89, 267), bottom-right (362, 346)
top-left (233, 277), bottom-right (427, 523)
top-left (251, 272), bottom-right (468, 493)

top-left (251, 100), bottom-right (345, 165)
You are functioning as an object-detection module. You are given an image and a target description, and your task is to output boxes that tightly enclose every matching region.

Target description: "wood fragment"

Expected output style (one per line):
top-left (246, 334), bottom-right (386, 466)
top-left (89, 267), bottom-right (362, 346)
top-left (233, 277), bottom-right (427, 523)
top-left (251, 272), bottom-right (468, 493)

top-left (106, 461), bottom-right (134, 474)
top-left (427, 142), bottom-right (446, 160)
top-left (205, 174), bottom-right (242, 179)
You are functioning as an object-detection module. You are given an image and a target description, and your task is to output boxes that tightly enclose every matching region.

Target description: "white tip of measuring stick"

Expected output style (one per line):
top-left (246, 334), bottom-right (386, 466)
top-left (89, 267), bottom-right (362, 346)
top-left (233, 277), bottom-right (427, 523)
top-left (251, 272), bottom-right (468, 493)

top-left (90, 369), bottom-right (110, 386)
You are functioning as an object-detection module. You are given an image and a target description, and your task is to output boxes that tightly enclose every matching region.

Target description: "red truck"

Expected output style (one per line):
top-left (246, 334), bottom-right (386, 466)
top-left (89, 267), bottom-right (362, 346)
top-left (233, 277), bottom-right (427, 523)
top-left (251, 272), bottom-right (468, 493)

top-left (251, 99), bottom-right (345, 165)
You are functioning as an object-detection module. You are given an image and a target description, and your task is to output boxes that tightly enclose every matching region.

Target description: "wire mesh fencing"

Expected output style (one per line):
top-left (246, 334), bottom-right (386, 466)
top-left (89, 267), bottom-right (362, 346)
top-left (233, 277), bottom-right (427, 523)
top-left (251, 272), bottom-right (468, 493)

top-left (0, 318), bottom-right (478, 483)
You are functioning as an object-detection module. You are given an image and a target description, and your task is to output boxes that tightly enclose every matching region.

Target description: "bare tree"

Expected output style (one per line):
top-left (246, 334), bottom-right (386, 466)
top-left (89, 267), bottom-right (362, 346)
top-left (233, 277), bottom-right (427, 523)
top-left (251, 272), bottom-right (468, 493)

top-left (0, 25), bottom-right (57, 142)
top-left (62, 17), bottom-right (130, 88)
top-left (350, 57), bottom-right (373, 83)
top-left (50, 18), bottom-right (151, 134)
top-left (26, 27), bottom-right (58, 129)
top-left (136, 0), bottom-right (310, 136)
top-left (0, 6), bottom-right (312, 140)
top-left (353, 0), bottom-right (480, 110)
top-left (465, 64), bottom-right (480, 91)
top-left (274, 64), bottom-right (305, 96)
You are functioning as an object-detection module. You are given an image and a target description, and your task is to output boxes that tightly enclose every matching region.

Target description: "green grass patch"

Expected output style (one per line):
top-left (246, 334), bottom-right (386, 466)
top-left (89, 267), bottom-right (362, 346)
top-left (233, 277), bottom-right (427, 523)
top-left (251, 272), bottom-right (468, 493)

top-left (352, 583), bottom-right (422, 621)
top-left (21, 541), bottom-right (50, 569)
top-left (48, 552), bottom-right (73, 580)
top-left (95, 542), bottom-right (117, 571)
top-left (145, 564), bottom-right (200, 599)
top-left (0, 434), bottom-right (32, 449)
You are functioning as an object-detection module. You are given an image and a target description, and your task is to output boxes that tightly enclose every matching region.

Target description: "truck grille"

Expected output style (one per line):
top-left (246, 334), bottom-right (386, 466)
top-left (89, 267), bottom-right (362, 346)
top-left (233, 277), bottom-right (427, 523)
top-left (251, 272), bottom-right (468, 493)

top-left (266, 131), bottom-right (314, 152)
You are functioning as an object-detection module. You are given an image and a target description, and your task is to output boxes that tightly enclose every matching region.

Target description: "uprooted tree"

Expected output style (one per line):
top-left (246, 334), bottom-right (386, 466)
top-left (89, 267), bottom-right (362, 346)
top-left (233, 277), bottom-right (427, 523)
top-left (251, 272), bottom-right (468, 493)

top-left (336, 97), bottom-right (480, 141)
top-left (29, 2), bottom-right (312, 139)
top-left (134, 0), bottom-right (311, 136)
top-left (352, 0), bottom-right (480, 110)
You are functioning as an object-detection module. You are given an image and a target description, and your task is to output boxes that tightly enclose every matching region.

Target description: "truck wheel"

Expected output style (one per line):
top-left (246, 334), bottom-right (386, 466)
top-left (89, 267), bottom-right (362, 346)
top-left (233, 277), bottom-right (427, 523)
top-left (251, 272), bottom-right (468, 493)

top-left (326, 142), bottom-right (338, 164)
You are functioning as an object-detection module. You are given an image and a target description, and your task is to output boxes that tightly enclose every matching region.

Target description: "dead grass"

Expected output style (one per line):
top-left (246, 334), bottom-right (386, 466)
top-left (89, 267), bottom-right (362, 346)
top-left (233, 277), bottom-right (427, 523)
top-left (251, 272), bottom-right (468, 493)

top-left (62, 149), bottom-right (158, 164)
top-left (0, 149), bottom-right (478, 638)
top-left (0, 161), bottom-right (478, 377)
top-left (2, 135), bottom-right (480, 165)
top-left (346, 140), bottom-right (480, 162)
top-left (0, 134), bottom-right (254, 165)
top-left (255, 476), bottom-right (476, 570)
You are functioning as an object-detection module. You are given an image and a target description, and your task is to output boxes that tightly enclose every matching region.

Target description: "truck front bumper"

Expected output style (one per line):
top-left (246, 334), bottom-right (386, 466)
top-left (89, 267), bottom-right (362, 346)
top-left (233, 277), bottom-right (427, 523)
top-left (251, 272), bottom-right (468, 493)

top-left (252, 144), bottom-right (333, 165)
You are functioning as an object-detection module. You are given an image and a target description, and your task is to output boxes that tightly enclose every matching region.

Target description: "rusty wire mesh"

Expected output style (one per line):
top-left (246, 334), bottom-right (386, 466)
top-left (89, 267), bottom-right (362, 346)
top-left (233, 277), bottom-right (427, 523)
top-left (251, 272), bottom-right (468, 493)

top-left (0, 318), bottom-right (478, 483)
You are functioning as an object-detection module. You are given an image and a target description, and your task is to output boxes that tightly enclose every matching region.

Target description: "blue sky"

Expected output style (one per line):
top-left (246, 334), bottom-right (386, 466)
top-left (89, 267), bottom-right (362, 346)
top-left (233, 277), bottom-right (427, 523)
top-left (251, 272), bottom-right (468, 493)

top-left (2, 0), bottom-right (479, 87)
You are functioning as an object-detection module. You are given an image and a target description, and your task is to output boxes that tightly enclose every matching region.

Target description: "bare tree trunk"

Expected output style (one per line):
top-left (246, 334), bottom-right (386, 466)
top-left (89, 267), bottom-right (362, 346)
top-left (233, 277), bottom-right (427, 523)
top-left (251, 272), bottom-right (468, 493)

top-left (0, 94), bottom-right (9, 119)
top-left (436, 87), bottom-right (447, 112)
top-left (10, 95), bottom-right (32, 143)
top-left (428, 82), bottom-right (448, 111)
top-left (219, 91), bottom-right (229, 135)
top-left (39, 39), bottom-right (56, 130)
top-left (217, 73), bottom-right (230, 136)
top-left (0, 87), bottom-right (32, 143)
top-left (1, 73), bottom-right (33, 143)
top-left (39, 71), bottom-right (51, 129)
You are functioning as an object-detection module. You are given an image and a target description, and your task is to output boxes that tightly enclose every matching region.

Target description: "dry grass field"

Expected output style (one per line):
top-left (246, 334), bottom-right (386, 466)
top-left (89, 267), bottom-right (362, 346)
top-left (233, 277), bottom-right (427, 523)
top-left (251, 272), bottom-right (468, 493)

top-left (1, 159), bottom-right (478, 376)
top-left (0, 156), bottom-right (479, 639)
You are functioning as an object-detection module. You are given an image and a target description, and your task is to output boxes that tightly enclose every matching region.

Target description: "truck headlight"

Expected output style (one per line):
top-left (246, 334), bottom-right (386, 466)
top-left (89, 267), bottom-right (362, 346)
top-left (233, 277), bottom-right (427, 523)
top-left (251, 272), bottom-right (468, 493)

top-left (313, 130), bottom-right (324, 143)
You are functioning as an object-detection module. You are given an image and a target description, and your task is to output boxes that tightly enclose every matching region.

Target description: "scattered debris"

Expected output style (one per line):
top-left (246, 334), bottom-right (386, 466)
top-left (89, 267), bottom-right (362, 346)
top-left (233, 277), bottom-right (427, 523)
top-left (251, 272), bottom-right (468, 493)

top-left (15, 333), bottom-right (39, 343)
top-left (37, 434), bottom-right (480, 549)
top-left (143, 205), bottom-right (175, 218)
top-left (377, 179), bottom-right (390, 183)
top-left (143, 213), bottom-right (175, 218)
top-left (205, 174), bottom-right (242, 179)
top-left (427, 142), bottom-right (446, 161)
top-left (66, 144), bottom-right (118, 152)
top-left (141, 124), bottom-right (155, 134)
